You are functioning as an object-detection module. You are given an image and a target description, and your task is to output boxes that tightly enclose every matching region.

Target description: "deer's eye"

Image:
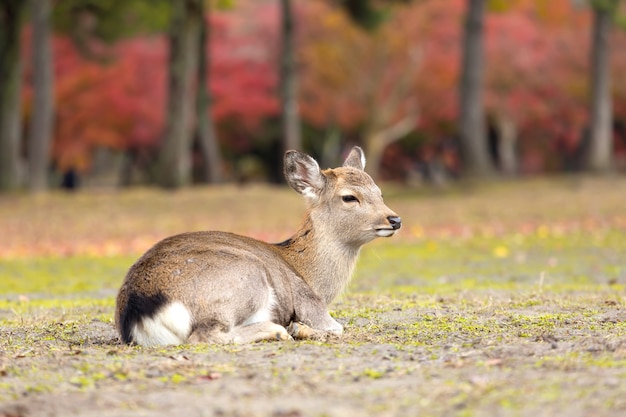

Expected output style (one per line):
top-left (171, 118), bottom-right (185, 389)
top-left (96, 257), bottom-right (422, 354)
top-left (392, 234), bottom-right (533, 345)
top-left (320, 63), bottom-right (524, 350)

top-left (342, 195), bottom-right (359, 203)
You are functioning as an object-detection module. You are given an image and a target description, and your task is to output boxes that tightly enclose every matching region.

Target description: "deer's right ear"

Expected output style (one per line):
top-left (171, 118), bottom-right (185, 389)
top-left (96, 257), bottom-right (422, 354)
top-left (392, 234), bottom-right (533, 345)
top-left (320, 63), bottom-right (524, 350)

top-left (284, 150), bottom-right (325, 200)
top-left (343, 146), bottom-right (366, 171)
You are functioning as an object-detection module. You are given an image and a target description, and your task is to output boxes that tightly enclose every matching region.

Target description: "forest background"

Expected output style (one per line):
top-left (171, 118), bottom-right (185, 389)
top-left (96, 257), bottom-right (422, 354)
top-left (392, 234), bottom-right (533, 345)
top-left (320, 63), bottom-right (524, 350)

top-left (1, 2), bottom-right (626, 415)
top-left (1, 0), bottom-right (626, 192)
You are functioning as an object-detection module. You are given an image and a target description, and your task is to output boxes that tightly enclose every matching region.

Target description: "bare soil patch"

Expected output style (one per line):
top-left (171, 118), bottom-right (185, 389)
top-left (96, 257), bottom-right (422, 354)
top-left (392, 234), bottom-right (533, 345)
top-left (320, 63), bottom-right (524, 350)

top-left (1, 178), bottom-right (625, 416)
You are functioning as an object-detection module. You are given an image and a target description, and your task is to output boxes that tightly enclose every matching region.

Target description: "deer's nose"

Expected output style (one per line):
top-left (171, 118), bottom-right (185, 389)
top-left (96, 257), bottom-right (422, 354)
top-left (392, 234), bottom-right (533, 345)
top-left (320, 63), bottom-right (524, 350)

top-left (387, 216), bottom-right (402, 230)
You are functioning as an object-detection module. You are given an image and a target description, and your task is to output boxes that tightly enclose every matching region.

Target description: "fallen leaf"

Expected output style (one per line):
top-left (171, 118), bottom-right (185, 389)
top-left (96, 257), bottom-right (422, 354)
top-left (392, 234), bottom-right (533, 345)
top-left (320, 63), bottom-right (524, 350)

top-left (198, 372), bottom-right (222, 381)
top-left (14, 349), bottom-right (34, 359)
top-left (484, 358), bottom-right (503, 367)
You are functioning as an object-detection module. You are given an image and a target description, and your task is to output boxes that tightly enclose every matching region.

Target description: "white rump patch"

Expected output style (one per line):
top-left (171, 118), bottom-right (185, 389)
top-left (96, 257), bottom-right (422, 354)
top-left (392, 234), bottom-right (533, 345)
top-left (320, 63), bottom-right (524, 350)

top-left (131, 301), bottom-right (192, 347)
top-left (243, 288), bottom-right (277, 326)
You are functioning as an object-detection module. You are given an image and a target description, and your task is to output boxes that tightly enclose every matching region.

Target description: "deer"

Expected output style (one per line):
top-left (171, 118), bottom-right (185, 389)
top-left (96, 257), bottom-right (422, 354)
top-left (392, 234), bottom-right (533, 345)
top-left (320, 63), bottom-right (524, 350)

top-left (115, 146), bottom-right (401, 346)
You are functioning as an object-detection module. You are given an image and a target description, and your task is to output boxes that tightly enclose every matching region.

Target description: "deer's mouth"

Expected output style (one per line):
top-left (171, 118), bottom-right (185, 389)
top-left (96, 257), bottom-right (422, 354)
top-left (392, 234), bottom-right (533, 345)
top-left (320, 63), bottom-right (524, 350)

top-left (375, 228), bottom-right (397, 237)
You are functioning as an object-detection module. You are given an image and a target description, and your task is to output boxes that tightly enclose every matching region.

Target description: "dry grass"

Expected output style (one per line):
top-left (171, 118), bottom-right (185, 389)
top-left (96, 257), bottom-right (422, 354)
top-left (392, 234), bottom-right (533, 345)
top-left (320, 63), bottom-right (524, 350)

top-left (1, 176), bottom-right (625, 417)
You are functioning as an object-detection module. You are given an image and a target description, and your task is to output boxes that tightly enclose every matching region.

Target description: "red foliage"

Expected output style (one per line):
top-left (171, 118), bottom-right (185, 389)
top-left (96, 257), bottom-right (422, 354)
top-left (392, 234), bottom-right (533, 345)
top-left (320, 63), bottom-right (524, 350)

top-left (408, 0), bottom-right (463, 135)
top-left (22, 2), bottom-right (281, 172)
top-left (483, 2), bottom-right (592, 171)
top-left (387, 0), bottom-right (626, 173)
top-left (21, 32), bottom-right (167, 172)
top-left (210, 8), bottom-right (280, 126)
top-left (298, 2), bottom-right (423, 134)
top-left (20, 0), bottom-right (626, 174)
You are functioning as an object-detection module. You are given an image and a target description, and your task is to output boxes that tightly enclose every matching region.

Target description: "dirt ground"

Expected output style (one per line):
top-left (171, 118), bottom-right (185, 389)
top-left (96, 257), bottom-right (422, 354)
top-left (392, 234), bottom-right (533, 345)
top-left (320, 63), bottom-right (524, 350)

top-left (1, 179), bottom-right (625, 416)
top-left (1, 291), bottom-right (625, 417)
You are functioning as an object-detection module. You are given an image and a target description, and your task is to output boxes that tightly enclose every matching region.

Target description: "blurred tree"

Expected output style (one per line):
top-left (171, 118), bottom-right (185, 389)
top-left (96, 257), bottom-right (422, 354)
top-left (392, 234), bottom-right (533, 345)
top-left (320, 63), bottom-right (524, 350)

top-left (50, 36), bottom-right (169, 177)
top-left (484, 0), bottom-right (562, 176)
top-left (113, 39), bottom-right (168, 186)
top-left (208, 3), bottom-right (279, 155)
top-left (158, 0), bottom-right (239, 187)
top-left (338, 0), bottom-right (420, 179)
top-left (336, 0), bottom-right (533, 178)
top-left (480, 0), bottom-right (599, 174)
top-left (15, 0), bottom-right (626, 187)
top-left (195, 0), bottom-right (222, 184)
top-left (28, 0), bottom-right (54, 192)
top-left (320, 1), bottom-right (419, 179)
top-left (156, 0), bottom-right (201, 188)
top-left (586, 0), bottom-right (619, 172)
top-left (0, 1), bottom-right (27, 191)
top-left (52, 0), bottom-right (225, 186)
top-left (280, 0), bottom-right (302, 155)
top-left (52, 0), bottom-right (170, 55)
top-left (300, 2), bottom-right (418, 180)
top-left (45, 3), bottom-right (279, 183)
top-left (51, 0), bottom-right (170, 186)
top-left (459, 0), bottom-right (494, 177)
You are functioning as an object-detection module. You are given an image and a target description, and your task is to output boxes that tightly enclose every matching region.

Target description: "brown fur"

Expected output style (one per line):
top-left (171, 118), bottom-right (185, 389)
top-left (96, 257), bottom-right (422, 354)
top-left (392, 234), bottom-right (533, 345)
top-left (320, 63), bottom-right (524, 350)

top-left (115, 147), bottom-right (401, 346)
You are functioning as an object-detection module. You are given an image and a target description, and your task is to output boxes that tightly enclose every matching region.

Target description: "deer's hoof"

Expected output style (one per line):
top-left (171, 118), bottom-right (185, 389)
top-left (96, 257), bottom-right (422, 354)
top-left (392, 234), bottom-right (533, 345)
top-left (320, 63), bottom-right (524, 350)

top-left (276, 330), bottom-right (293, 341)
top-left (287, 322), bottom-right (316, 340)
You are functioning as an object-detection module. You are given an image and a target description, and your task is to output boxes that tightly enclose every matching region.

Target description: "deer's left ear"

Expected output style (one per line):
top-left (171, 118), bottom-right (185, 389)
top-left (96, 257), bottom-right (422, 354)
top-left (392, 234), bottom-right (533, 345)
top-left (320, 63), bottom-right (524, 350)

top-left (284, 150), bottom-right (325, 200)
top-left (343, 146), bottom-right (366, 171)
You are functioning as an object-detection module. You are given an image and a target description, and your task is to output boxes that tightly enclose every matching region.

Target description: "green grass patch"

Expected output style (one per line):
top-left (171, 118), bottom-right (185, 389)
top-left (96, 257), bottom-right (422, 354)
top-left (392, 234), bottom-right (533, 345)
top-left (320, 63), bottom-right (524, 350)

top-left (0, 255), bottom-right (134, 296)
top-left (354, 230), bottom-right (626, 295)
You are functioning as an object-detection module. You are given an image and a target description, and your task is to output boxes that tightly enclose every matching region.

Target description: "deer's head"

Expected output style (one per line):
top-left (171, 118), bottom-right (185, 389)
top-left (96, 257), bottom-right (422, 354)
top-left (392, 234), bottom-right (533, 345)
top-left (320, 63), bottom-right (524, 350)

top-left (284, 146), bottom-right (401, 246)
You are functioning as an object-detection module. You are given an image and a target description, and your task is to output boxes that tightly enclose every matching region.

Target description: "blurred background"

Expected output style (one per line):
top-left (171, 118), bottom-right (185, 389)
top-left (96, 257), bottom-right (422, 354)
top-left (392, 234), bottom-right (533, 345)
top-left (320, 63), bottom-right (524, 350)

top-left (1, 0), bottom-right (626, 192)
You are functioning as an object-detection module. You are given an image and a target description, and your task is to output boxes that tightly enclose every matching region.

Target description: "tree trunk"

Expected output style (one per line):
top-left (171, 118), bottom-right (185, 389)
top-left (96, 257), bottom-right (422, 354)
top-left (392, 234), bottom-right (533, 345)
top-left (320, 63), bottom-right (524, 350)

top-left (458, 0), bottom-right (493, 177)
top-left (494, 112), bottom-right (518, 176)
top-left (0, 1), bottom-right (26, 191)
top-left (364, 133), bottom-right (386, 181)
top-left (28, 0), bottom-right (54, 192)
top-left (280, 0), bottom-right (302, 155)
top-left (587, 3), bottom-right (614, 173)
top-left (320, 122), bottom-right (341, 168)
top-left (156, 0), bottom-right (201, 189)
top-left (364, 114), bottom-right (417, 180)
top-left (195, 0), bottom-right (222, 184)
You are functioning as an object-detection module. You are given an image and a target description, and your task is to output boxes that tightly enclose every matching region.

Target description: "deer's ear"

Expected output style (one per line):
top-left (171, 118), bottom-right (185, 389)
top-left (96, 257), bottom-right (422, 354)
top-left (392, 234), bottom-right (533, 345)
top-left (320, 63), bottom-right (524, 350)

top-left (284, 150), bottom-right (325, 199)
top-left (343, 146), bottom-right (366, 171)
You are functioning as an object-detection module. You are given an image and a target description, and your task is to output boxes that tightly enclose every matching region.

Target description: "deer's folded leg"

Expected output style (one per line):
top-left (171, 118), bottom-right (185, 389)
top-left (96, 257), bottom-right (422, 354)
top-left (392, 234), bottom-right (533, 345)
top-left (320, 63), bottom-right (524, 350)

top-left (287, 322), bottom-right (341, 342)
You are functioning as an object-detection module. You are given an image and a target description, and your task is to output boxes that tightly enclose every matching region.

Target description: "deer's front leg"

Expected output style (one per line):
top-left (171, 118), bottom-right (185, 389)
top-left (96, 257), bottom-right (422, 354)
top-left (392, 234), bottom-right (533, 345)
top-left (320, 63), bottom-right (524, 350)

top-left (288, 274), bottom-right (344, 340)
top-left (287, 305), bottom-right (343, 341)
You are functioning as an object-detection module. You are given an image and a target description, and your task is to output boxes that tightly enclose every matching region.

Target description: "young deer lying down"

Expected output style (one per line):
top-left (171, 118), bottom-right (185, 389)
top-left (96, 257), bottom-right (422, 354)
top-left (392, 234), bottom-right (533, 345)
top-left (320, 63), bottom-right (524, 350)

top-left (115, 147), bottom-right (401, 346)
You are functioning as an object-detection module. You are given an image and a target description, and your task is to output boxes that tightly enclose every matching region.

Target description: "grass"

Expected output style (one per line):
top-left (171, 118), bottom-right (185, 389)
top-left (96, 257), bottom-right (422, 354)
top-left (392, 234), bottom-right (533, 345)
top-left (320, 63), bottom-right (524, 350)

top-left (0, 176), bottom-right (625, 416)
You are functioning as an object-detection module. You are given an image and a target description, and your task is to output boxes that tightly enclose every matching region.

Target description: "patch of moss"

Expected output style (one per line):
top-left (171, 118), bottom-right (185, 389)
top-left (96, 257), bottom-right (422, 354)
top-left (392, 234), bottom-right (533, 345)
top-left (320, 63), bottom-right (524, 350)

top-left (0, 255), bottom-right (133, 296)
top-left (535, 352), bottom-right (626, 371)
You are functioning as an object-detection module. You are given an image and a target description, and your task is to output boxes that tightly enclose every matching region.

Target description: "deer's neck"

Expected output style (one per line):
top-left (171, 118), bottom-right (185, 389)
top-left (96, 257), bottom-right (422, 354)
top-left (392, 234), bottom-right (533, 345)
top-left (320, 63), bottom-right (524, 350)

top-left (274, 215), bottom-right (361, 305)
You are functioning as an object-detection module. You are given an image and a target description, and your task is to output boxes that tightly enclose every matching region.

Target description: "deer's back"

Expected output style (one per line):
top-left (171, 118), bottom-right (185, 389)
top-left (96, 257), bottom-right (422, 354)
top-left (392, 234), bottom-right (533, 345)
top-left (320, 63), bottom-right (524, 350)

top-left (115, 231), bottom-right (300, 333)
